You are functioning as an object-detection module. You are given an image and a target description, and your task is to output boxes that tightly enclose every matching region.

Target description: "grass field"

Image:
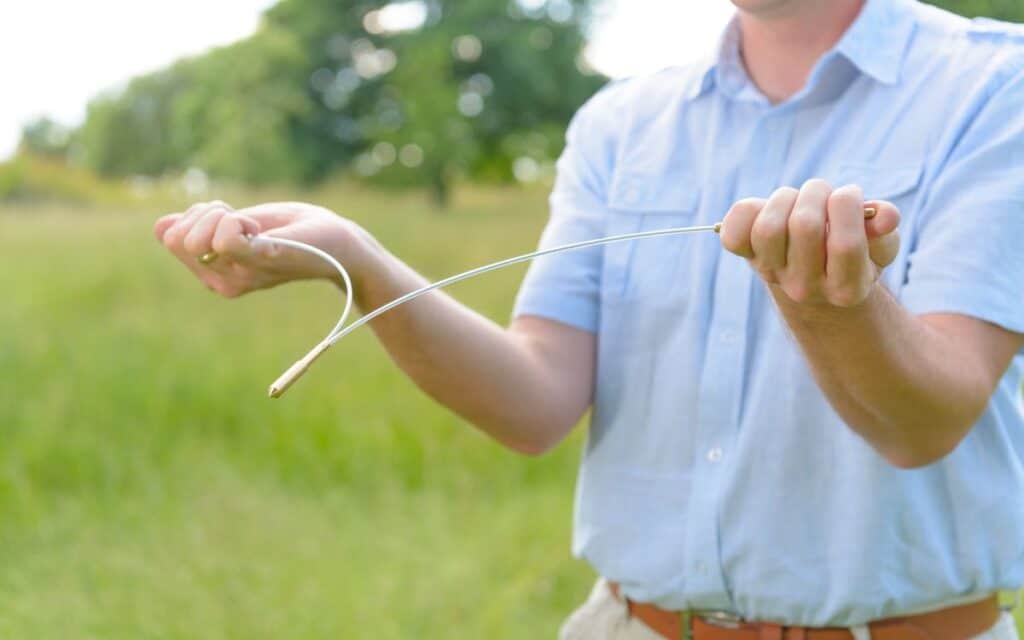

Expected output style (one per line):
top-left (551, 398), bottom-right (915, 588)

top-left (0, 186), bottom-right (592, 638)
top-left (2, 185), bottom-right (1022, 638)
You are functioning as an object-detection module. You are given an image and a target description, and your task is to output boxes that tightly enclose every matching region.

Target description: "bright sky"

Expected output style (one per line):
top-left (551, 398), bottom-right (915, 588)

top-left (0, 0), bottom-right (735, 160)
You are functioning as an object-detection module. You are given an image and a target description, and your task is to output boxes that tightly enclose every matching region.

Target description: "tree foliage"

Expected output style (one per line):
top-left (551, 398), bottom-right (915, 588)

top-left (57, 0), bottom-right (603, 203)
top-left (18, 117), bottom-right (73, 159)
top-left (926, 0), bottom-right (1024, 22)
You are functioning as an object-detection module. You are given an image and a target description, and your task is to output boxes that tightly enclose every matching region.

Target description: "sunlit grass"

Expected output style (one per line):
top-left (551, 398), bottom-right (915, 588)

top-left (0, 185), bottom-right (591, 638)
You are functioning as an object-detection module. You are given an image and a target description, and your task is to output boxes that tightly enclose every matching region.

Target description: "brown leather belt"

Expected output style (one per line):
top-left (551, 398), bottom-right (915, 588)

top-left (608, 582), bottom-right (1001, 640)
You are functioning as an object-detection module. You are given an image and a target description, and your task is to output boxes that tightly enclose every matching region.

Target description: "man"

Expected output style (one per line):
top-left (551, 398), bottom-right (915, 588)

top-left (155, 0), bottom-right (1024, 637)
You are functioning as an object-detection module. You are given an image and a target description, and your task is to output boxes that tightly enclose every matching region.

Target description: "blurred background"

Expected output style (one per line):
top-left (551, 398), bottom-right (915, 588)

top-left (0, 0), bottom-right (1020, 637)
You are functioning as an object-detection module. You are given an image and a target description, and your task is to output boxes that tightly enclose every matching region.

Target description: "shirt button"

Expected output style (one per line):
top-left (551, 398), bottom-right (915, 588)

top-left (707, 447), bottom-right (724, 463)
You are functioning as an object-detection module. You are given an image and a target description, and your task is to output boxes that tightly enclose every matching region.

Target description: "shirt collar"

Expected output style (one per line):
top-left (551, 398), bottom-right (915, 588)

top-left (835, 0), bottom-right (918, 86)
top-left (687, 0), bottom-right (918, 101)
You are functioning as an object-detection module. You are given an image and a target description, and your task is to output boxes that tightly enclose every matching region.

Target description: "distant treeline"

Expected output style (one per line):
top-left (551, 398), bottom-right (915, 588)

top-left (16, 0), bottom-right (1021, 204)
top-left (22, 0), bottom-right (603, 203)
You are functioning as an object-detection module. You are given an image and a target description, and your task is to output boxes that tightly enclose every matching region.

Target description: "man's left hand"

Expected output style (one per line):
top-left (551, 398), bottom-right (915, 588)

top-left (720, 179), bottom-right (901, 308)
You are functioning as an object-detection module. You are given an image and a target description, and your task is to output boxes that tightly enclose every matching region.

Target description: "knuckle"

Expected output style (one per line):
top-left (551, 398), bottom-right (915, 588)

top-left (829, 185), bottom-right (862, 208)
top-left (772, 186), bottom-right (800, 201)
top-left (736, 197), bottom-right (764, 213)
top-left (801, 178), bottom-right (832, 193)
top-left (727, 197), bottom-right (762, 220)
top-left (789, 209), bottom-right (824, 238)
top-left (202, 206), bottom-right (229, 222)
top-left (752, 215), bottom-right (786, 244)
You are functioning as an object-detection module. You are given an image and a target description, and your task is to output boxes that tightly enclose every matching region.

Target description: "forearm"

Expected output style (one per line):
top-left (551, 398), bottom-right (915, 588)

top-left (334, 234), bottom-right (589, 455)
top-left (771, 283), bottom-right (992, 467)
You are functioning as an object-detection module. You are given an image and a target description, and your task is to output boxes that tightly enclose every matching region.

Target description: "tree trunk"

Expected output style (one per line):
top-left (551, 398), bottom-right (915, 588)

top-left (429, 165), bottom-right (450, 210)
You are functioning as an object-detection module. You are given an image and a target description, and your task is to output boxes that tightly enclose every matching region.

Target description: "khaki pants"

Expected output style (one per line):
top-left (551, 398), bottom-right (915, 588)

top-left (559, 580), bottom-right (1021, 640)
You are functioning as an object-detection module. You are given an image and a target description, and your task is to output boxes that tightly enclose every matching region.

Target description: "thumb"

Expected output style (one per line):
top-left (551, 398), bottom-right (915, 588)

top-left (864, 201), bottom-right (900, 239)
top-left (865, 200), bottom-right (901, 268)
top-left (252, 218), bottom-right (321, 258)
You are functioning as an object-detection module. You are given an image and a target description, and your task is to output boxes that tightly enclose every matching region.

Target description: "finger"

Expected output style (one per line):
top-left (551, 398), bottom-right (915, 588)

top-left (720, 198), bottom-right (766, 259)
top-left (163, 203), bottom-right (203, 248)
top-left (751, 187), bottom-right (799, 272)
top-left (826, 184), bottom-right (870, 304)
top-left (235, 202), bottom-right (304, 230)
top-left (164, 201), bottom-right (224, 249)
top-left (786, 179), bottom-right (831, 300)
top-left (184, 207), bottom-right (230, 257)
top-left (863, 200), bottom-right (901, 268)
top-left (154, 214), bottom-right (181, 243)
top-left (211, 213), bottom-right (262, 258)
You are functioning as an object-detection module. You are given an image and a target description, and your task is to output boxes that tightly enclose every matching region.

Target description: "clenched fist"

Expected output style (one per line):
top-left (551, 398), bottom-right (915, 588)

top-left (719, 179), bottom-right (901, 308)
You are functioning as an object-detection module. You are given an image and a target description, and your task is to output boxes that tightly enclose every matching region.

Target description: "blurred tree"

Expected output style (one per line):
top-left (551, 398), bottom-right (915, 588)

top-left (73, 25), bottom-right (315, 185)
top-left (75, 64), bottom-right (193, 177)
top-left (926, 0), bottom-right (1024, 21)
top-left (58, 0), bottom-right (603, 205)
top-left (265, 0), bottom-right (602, 203)
top-left (18, 117), bottom-right (73, 159)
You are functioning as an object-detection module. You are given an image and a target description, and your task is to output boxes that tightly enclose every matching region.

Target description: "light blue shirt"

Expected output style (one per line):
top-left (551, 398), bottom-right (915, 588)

top-left (513, 0), bottom-right (1024, 626)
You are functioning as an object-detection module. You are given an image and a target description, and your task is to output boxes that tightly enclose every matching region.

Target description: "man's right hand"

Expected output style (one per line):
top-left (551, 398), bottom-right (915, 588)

top-left (154, 200), bottom-right (375, 298)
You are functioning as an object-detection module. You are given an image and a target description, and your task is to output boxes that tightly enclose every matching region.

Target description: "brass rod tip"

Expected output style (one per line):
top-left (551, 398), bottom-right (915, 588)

top-left (713, 222), bottom-right (723, 234)
top-left (266, 340), bottom-right (332, 399)
top-left (863, 206), bottom-right (878, 219)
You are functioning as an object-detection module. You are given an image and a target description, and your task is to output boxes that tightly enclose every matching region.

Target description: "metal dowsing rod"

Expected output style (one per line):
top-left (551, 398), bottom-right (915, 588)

top-left (203, 207), bottom-right (876, 399)
top-left (263, 222), bottom-right (720, 398)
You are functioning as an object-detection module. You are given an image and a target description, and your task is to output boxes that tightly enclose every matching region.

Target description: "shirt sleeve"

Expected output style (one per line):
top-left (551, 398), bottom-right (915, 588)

top-left (901, 62), bottom-right (1024, 335)
top-left (511, 86), bottom-right (620, 334)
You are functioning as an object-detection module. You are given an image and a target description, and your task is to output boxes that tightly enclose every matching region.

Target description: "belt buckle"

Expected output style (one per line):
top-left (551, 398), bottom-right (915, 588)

top-left (683, 609), bottom-right (745, 640)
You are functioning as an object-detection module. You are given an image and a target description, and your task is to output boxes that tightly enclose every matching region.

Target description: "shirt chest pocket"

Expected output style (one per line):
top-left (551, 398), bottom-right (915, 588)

top-left (603, 171), bottom-right (704, 306)
top-left (835, 162), bottom-right (923, 204)
top-left (833, 161), bottom-right (924, 290)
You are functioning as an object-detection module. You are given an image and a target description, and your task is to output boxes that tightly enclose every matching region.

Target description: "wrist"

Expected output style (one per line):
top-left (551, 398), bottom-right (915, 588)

top-left (320, 221), bottom-right (373, 286)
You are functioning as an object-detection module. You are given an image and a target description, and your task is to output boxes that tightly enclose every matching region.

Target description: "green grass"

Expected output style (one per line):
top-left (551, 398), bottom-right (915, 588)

top-left (2, 185), bottom-right (1022, 638)
top-left (0, 186), bottom-right (592, 638)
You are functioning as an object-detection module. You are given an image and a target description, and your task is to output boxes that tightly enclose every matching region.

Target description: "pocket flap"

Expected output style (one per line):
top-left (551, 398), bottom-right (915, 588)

top-left (608, 171), bottom-right (702, 213)
top-left (836, 163), bottom-right (923, 200)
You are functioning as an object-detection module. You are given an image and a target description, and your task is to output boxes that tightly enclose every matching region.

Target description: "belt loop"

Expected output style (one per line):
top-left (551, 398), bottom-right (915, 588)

top-left (682, 611), bottom-right (693, 640)
top-left (851, 624), bottom-right (872, 640)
